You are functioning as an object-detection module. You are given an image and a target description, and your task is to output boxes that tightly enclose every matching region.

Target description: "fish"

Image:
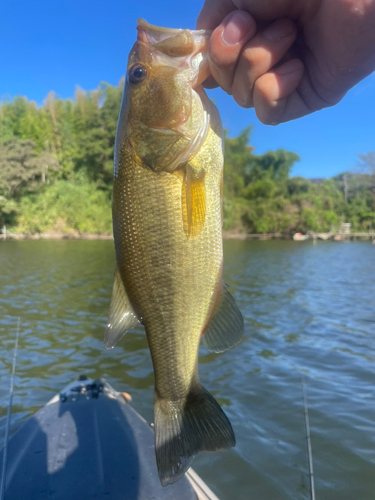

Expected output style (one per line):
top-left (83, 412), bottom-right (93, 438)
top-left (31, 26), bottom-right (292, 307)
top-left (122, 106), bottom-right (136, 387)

top-left (104, 18), bottom-right (244, 486)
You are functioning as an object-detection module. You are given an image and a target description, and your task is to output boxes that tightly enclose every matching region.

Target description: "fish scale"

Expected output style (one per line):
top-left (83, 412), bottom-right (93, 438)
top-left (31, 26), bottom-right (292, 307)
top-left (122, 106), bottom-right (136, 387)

top-left (105, 19), bottom-right (244, 486)
top-left (115, 132), bottom-right (222, 400)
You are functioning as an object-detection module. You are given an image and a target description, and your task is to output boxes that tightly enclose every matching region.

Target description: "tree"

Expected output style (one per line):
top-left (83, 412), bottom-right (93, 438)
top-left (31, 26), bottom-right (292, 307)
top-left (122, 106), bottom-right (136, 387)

top-left (223, 126), bottom-right (254, 197)
top-left (286, 176), bottom-right (311, 196)
top-left (1, 84), bottom-right (374, 235)
top-left (0, 195), bottom-right (17, 227)
top-left (358, 151), bottom-right (375, 174)
top-left (250, 149), bottom-right (300, 184)
top-left (0, 139), bottom-right (58, 198)
top-left (357, 151), bottom-right (375, 210)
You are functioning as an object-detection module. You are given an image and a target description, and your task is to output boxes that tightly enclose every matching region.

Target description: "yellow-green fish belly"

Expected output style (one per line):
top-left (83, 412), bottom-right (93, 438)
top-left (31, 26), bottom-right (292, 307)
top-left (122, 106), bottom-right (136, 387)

top-left (114, 130), bottom-right (223, 400)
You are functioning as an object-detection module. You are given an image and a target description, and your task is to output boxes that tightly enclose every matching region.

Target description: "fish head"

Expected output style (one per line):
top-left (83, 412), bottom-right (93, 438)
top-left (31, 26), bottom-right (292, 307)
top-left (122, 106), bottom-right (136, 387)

top-left (118, 19), bottom-right (213, 172)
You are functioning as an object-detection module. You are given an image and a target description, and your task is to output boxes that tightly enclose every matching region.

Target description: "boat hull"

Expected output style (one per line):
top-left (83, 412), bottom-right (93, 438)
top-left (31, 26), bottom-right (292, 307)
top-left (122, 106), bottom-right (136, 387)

top-left (0, 377), bottom-right (217, 499)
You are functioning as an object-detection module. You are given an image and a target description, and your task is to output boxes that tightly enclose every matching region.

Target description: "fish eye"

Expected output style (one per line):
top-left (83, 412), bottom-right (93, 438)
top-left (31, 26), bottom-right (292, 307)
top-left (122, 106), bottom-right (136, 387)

top-left (129, 64), bottom-right (147, 84)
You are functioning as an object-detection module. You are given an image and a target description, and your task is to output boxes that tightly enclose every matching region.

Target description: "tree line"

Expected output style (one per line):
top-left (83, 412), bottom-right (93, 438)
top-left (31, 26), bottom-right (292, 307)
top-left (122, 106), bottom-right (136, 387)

top-left (0, 81), bottom-right (374, 234)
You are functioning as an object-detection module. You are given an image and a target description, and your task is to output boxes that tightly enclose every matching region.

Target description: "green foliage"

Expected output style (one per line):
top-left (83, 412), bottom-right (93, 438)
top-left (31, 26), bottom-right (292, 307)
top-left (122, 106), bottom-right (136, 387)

top-left (286, 176), bottom-right (310, 196)
top-left (0, 81), bottom-right (124, 191)
top-left (223, 129), bottom-right (374, 233)
top-left (0, 82), bottom-right (123, 234)
top-left (223, 127), bottom-right (253, 197)
top-left (0, 195), bottom-right (18, 227)
top-left (0, 139), bottom-right (58, 198)
top-left (243, 179), bottom-right (276, 200)
top-left (250, 149), bottom-right (300, 184)
top-left (15, 180), bottom-right (112, 234)
top-left (1, 83), bottom-right (374, 235)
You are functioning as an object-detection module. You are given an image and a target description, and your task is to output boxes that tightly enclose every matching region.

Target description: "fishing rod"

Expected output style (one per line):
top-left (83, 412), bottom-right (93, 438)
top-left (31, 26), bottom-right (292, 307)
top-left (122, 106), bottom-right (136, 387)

top-left (302, 376), bottom-right (316, 500)
top-left (0, 317), bottom-right (21, 500)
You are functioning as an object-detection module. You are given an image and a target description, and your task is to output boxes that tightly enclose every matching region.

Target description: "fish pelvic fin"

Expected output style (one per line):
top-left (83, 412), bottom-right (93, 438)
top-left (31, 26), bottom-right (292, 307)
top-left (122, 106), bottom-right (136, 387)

top-left (202, 282), bottom-right (244, 353)
top-left (154, 385), bottom-right (235, 486)
top-left (104, 267), bottom-right (140, 349)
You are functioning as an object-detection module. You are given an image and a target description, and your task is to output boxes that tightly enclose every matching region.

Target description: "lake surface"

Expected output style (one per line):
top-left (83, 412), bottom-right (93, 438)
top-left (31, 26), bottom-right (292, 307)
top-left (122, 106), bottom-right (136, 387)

top-left (0, 239), bottom-right (374, 499)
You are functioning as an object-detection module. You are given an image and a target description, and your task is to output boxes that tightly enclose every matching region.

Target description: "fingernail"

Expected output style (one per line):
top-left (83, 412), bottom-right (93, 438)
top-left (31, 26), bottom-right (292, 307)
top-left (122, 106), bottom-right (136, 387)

top-left (276, 59), bottom-right (302, 75)
top-left (264, 19), bottom-right (295, 42)
top-left (222, 11), bottom-right (254, 46)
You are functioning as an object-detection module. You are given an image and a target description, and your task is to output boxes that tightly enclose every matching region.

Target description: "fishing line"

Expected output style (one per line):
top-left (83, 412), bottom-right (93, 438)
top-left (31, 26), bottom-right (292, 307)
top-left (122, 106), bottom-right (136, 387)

top-left (302, 376), bottom-right (316, 500)
top-left (0, 317), bottom-right (21, 500)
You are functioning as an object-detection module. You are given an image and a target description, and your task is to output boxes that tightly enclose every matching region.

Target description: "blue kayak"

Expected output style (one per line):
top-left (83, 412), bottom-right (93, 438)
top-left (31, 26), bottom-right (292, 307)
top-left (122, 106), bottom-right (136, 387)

top-left (0, 376), bottom-right (219, 500)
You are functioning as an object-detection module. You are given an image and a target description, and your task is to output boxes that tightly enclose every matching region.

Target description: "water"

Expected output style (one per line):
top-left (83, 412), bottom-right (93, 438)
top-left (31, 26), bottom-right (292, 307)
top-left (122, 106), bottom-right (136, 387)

top-left (0, 239), bottom-right (374, 499)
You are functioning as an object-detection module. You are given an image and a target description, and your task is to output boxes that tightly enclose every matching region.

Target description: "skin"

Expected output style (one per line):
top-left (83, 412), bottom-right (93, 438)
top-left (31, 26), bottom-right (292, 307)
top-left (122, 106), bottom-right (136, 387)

top-left (197, 0), bottom-right (375, 124)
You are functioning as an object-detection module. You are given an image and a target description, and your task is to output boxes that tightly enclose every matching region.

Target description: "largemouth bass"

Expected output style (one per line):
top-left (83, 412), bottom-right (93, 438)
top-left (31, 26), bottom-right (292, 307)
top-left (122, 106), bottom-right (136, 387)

top-left (105, 19), bottom-right (244, 486)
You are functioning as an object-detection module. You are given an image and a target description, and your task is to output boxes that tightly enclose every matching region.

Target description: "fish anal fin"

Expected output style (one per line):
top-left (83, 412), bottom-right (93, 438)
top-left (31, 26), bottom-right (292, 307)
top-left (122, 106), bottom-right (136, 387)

top-left (182, 165), bottom-right (206, 238)
top-left (154, 384), bottom-right (235, 486)
top-left (202, 282), bottom-right (244, 353)
top-left (104, 267), bottom-right (140, 349)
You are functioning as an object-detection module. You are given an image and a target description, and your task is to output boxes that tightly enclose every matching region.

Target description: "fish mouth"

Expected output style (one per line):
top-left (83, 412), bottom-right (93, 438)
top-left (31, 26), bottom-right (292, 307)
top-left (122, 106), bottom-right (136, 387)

top-left (137, 18), bottom-right (212, 44)
top-left (136, 19), bottom-right (212, 86)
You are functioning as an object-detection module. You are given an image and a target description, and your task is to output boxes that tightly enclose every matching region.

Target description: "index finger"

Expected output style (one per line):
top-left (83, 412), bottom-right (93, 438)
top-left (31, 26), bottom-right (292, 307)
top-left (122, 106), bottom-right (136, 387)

top-left (196, 0), bottom-right (236, 29)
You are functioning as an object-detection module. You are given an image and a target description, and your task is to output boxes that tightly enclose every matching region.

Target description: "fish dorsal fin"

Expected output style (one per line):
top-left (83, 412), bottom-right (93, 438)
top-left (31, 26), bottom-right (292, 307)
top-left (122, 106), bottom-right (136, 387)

top-left (202, 283), bottom-right (244, 353)
top-left (104, 267), bottom-right (140, 349)
top-left (183, 164), bottom-right (206, 238)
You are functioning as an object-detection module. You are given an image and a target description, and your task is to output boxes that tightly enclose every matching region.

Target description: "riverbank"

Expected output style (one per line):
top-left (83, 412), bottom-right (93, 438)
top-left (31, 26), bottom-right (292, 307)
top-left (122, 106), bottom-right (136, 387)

top-left (2, 231), bottom-right (374, 241)
top-left (0, 231), bottom-right (113, 240)
top-left (2, 231), bottom-right (285, 241)
top-left (223, 232), bottom-right (290, 240)
top-left (223, 232), bottom-right (375, 241)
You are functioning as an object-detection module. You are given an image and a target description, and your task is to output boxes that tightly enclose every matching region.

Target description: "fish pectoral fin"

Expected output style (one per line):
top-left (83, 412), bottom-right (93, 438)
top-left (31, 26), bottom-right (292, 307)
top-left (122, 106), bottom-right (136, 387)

top-left (104, 267), bottom-right (140, 349)
top-left (183, 165), bottom-right (206, 238)
top-left (202, 282), bottom-right (244, 353)
top-left (154, 384), bottom-right (235, 486)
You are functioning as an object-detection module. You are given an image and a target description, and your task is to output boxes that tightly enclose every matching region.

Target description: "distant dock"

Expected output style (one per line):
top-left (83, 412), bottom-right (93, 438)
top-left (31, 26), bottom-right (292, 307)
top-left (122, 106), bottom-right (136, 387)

top-left (293, 231), bottom-right (375, 242)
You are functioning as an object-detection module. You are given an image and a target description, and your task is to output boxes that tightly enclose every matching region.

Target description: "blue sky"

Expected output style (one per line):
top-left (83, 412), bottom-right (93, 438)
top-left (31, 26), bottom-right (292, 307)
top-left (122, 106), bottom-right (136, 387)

top-left (1, 0), bottom-right (374, 178)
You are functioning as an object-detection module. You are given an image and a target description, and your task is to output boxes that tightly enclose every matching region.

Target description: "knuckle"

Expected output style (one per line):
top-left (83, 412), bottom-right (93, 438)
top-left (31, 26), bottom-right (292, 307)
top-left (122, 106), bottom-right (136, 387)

top-left (242, 47), bottom-right (267, 69)
top-left (209, 50), bottom-right (234, 72)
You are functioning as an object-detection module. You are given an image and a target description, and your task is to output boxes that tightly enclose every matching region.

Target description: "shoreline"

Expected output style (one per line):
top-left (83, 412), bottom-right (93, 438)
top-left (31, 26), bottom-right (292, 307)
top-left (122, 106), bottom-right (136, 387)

top-left (1, 231), bottom-right (374, 242)
top-left (1, 231), bottom-right (290, 241)
top-left (0, 232), bottom-right (114, 240)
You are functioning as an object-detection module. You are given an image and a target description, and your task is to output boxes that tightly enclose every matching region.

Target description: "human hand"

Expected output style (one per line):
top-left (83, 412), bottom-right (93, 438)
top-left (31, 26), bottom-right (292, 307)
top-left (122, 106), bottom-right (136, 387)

top-left (197, 0), bottom-right (375, 124)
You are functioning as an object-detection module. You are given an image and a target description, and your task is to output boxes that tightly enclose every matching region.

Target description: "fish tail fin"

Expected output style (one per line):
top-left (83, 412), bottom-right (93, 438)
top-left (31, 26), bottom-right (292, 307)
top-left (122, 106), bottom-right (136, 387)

top-left (154, 384), bottom-right (235, 486)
